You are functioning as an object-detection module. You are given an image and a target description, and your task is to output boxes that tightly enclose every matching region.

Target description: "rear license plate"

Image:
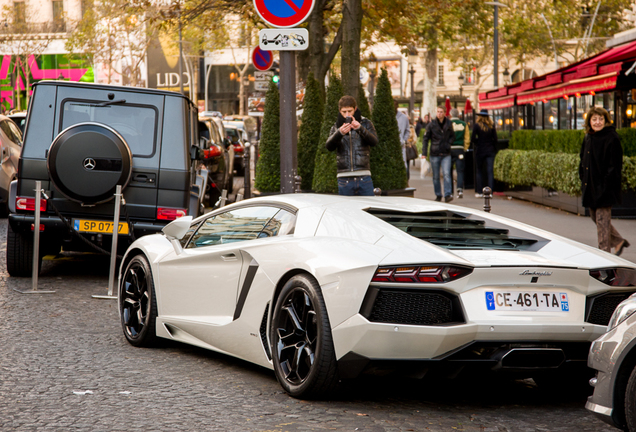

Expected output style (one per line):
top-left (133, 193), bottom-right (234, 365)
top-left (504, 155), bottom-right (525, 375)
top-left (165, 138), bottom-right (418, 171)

top-left (485, 291), bottom-right (569, 312)
top-left (74, 219), bottom-right (129, 235)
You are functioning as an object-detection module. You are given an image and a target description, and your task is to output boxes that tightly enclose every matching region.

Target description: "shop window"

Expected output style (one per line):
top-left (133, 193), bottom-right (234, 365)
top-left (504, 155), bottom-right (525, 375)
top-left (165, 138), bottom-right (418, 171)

top-left (438, 63), bottom-right (444, 86)
top-left (535, 103), bottom-right (543, 130)
top-left (543, 100), bottom-right (557, 130)
top-left (559, 98), bottom-right (569, 130)
top-left (52, 0), bottom-right (65, 32)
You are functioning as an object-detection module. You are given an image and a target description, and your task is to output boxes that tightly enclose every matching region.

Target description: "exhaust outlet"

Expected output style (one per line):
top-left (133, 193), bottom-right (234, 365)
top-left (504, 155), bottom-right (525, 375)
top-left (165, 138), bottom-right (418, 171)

top-left (495, 348), bottom-right (565, 370)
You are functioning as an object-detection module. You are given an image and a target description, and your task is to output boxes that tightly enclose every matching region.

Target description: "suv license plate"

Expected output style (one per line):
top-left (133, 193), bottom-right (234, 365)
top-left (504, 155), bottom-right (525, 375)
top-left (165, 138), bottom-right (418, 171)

top-left (485, 291), bottom-right (569, 312)
top-left (74, 219), bottom-right (130, 235)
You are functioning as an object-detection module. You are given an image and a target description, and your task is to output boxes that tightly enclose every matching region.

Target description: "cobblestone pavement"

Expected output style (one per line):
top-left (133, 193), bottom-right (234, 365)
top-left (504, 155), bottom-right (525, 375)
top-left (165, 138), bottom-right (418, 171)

top-left (0, 218), bottom-right (619, 432)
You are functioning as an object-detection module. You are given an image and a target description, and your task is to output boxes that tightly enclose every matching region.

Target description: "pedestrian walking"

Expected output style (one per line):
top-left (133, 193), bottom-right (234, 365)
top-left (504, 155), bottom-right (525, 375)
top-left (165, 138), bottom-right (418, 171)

top-left (471, 109), bottom-right (497, 197)
top-left (395, 100), bottom-right (411, 178)
top-left (415, 116), bottom-right (426, 137)
top-left (449, 108), bottom-right (470, 198)
top-left (422, 106), bottom-right (454, 202)
top-left (326, 95), bottom-right (379, 196)
top-left (579, 106), bottom-right (629, 255)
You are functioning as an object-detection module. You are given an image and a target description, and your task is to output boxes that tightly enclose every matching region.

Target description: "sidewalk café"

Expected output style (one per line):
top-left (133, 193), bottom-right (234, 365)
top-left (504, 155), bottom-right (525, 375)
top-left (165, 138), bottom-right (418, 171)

top-left (478, 39), bottom-right (636, 132)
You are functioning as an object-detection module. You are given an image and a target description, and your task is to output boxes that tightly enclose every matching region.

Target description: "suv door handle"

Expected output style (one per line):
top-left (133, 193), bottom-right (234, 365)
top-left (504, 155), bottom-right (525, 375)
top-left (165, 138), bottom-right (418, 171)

top-left (221, 253), bottom-right (237, 261)
top-left (133, 173), bottom-right (155, 183)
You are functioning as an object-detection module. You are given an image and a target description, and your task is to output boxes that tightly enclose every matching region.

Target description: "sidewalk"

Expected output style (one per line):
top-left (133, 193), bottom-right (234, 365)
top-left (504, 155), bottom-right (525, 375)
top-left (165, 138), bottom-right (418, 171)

top-left (407, 158), bottom-right (636, 264)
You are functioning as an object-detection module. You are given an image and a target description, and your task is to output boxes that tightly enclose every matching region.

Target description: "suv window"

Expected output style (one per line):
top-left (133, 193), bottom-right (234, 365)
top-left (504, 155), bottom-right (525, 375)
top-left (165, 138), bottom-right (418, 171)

top-left (0, 119), bottom-right (21, 145)
top-left (61, 100), bottom-right (157, 157)
top-left (185, 206), bottom-right (295, 249)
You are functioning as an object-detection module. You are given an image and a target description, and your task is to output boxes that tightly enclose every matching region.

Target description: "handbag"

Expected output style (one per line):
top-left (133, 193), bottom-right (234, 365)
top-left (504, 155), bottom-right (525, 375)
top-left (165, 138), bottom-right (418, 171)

top-left (406, 144), bottom-right (418, 161)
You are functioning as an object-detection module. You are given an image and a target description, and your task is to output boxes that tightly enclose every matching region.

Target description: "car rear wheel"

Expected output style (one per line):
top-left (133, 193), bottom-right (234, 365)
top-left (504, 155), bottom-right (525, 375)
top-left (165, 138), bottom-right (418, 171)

top-left (271, 274), bottom-right (339, 399)
top-left (120, 255), bottom-right (158, 347)
top-left (625, 366), bottom-right (636, 431)
top-left (6, 222), bottom-right (40, 277)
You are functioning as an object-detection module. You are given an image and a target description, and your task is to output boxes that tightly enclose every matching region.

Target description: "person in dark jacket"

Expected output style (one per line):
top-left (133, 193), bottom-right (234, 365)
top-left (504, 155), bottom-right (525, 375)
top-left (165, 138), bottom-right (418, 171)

top-left (326, 95), bottom-right (379, 196)
top-left (471, 109), bottom-right (498, 197)
top-left (422, 106), bottom-right (454, 202)
top-left (579, 106), bottom-right (629, 255)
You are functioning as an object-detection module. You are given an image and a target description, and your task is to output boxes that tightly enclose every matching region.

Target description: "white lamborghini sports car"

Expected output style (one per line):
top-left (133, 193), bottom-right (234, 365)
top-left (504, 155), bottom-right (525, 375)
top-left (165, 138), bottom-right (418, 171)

top-left (117, 194), bottom-right (636, 398)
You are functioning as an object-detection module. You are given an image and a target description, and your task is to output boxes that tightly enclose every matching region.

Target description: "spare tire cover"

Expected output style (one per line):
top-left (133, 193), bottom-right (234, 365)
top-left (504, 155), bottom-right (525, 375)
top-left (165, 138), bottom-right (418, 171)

top-left (47, 123), bottom-right (133, 204)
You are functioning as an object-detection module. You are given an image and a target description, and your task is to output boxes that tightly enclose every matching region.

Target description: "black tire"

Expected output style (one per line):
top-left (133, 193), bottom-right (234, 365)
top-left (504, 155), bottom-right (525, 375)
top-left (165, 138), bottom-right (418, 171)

top-left (119, 255), bottom-right (159, 347)
top-left (625, 366), bottom-right (636, 431)
top-left (47, 123), bottom-right (133, 204)
top-left (6, 222), bottom-right (40, 277)
top-left (271, 274), bottom-right (339, 399)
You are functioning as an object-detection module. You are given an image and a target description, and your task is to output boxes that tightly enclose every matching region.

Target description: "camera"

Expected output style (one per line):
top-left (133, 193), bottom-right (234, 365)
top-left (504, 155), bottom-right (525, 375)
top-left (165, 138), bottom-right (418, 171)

top-left (345, 116), bottom-right (352, 124)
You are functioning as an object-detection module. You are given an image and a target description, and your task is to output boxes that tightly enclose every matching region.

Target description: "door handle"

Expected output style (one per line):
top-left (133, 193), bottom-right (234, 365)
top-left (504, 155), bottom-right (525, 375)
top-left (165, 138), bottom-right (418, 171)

top-left (221, 253), bottom-right (237, 261)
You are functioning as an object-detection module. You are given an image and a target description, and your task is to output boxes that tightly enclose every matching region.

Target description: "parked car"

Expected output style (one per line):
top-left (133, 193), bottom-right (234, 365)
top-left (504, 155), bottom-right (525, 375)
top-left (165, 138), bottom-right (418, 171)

top-left (587, 290), bottom-right (636, 431)
top-left (0, 114), bottom-right (23, 215)
top-left (198, 116), bottom-right (234, 206)
top-left (223, 124), bottom-right (246, 176)
top-left (117, 194), bottom-right (636, 399)
top-left (7, 112), bottom-right (27, 134)
top-left (6, 81), bottom-right (207, 276)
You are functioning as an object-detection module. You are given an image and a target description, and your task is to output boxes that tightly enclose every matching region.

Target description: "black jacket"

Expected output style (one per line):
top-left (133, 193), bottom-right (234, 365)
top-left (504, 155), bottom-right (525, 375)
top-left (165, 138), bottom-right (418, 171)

top-left (471, 122), bottom-right (498, 156)
top-left (422, 117), bottom-right (454, 156)
top-left (326, 110), bottom-right (378, 173)
top-left (579, 125), bottom-right (623, 209)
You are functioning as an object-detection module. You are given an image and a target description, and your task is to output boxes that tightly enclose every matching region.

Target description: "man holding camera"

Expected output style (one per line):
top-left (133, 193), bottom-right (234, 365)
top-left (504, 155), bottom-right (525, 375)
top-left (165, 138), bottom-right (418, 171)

top-left (326, 95), bottom-right (379, 196)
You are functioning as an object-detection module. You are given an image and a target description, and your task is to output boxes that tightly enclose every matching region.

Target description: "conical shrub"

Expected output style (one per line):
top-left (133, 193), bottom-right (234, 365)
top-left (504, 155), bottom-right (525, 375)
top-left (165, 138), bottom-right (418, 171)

top-left (358, 84), bottom-right (371, 119)
top-left (254, 80), bottom-right (280, 193)
top-left (371, 68), bottom-right (407, 191)
top-left (297, 73), bottom-right (324, 191)
top-left (312, 74), bottom-right (342, 194)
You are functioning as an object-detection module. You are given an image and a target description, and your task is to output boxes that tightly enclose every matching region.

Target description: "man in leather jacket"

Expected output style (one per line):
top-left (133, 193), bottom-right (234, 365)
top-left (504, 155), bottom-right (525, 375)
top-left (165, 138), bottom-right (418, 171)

top-left (422, 106), bottom-right (455, 202)
top-left (326, 96), bottom-right (379, 196)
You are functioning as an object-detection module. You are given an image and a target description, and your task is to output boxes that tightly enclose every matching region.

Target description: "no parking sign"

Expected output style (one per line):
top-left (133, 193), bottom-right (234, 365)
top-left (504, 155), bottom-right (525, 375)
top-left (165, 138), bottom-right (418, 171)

top-left (253, 0), bottom-right (315, 28)
top-left (252, 47), bottom-right (274, 71)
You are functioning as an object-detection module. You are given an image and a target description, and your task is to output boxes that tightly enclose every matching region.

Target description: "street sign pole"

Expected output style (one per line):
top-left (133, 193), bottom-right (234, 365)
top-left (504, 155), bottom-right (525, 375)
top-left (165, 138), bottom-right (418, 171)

top-left (279, 51), bottom-right (297, 194)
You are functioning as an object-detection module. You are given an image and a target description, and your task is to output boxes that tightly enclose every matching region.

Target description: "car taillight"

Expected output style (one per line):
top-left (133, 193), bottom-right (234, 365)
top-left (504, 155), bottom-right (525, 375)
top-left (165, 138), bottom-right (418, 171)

top-left (204, 146), bottom-right (222, 159)
top-left (372, 265), bottom-right (473, 283)
top-left (157, 207), bottom-right (187, 221)
top-left (233, 143), bottom-right (244, 153)
top-left (16, 196), bottom-right (47, 212)
top-left (590, 268), bottom-right (636, 287)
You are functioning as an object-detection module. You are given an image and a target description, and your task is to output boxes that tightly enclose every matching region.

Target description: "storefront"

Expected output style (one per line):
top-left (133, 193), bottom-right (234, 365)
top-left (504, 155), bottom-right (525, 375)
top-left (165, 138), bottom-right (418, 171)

top-left (479, 38), bottom-right (636, 131)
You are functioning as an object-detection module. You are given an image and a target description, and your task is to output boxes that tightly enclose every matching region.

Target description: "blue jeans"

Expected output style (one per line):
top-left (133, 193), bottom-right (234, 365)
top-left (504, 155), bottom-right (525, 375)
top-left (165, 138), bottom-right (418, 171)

top-left (338, 175), bottom-right (374, 196)
top-left (451, 149), bottom-right (465, 190)
top-left (430, 155), bottom-right (452, 198)
top-left (475, 153), bottom-right (495, 194)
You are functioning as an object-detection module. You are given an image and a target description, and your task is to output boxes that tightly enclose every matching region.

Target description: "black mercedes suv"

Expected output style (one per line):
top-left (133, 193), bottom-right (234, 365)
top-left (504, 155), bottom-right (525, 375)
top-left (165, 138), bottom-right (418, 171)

top-left (7, 81), bottom-right (207, 276)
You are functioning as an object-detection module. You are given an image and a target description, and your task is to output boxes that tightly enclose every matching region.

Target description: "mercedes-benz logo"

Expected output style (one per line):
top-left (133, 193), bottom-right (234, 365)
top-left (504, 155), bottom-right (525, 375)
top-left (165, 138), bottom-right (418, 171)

top-left (83, 158), bottom-right (96, 170)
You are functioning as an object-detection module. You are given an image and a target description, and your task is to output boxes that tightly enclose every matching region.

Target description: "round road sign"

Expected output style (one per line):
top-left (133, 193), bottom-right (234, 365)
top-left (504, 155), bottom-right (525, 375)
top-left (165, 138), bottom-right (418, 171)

top-left (252, 47), bottom-right (274, 71)
top-left (253, 0), bottom-right (315, 28)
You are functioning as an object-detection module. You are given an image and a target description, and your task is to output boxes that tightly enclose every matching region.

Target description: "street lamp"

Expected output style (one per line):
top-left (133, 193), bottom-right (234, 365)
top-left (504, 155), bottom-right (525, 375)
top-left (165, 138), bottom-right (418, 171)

top-left (502, 67), bottom-right (510, 86)
top-left (484, 1), bottom-right (508, 88)
top-left (368, 52), bottom-right (377, 108)
top-left (408, 49), bottom-right (418, 121)
top-left (457, 71), bottom-right (465, 97)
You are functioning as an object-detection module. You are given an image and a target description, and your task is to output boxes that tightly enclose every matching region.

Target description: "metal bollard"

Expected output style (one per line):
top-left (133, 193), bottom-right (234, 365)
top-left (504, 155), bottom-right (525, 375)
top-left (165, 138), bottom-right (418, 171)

top-left (243, 143), bottom-right (251, 199)
top-left (373, 187), bottom-right (382, 197)
top-left (483, 186), bottom-right (492, 213)
top-left (294, 175), bottom-right (302, 193)
top-left (93, 184), bottom-right (122, 300)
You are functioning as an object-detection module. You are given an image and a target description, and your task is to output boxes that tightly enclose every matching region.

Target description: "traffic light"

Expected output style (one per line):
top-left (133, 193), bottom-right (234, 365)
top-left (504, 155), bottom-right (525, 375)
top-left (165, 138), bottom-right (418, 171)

top-left (272, 74), bottom-right (280, 84)
top-left (272, 61), bottom-right (280, 87)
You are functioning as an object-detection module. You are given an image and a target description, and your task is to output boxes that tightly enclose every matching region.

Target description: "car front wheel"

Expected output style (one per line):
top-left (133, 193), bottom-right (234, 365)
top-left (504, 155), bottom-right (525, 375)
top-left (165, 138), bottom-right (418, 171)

top-left (625, 366), bottom-right (636, 431)
top-left (271, 274), bottom-right (339, 399)
top-left (120, 255), bottom-right (158, 347)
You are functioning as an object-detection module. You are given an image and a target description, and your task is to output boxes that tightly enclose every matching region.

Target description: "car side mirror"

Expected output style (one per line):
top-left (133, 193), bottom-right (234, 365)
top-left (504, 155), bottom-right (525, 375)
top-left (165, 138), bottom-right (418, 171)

top-left (223, 138), bottom-right (231, 148)
top-left (190, 146), bottom-right (204, 160)
top-left (162, 216), bottom-right (193, 240)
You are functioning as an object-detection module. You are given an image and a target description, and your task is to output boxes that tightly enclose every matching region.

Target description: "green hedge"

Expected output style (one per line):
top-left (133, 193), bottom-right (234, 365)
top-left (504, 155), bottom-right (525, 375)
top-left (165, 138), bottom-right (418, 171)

top-left (494, 149), bottom-right (636, 196)
top-left (509, 128), bottom-right (636, 157)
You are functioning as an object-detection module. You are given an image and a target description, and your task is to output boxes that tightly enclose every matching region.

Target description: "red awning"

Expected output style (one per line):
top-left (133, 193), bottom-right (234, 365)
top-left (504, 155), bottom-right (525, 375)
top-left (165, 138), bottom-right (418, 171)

top-left (479, 95), bottom-right (515, 110)
top-left (516, 72), bottom-right (618, 105)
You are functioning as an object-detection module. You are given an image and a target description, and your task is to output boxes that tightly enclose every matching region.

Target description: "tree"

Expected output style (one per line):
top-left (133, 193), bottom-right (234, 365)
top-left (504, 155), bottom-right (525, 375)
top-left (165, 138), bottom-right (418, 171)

top-left (297, 73), bottom-right (325, 191)
top-left (254, 80), bottom-right (280, 193)
top-left (357, 83), bottom-right (371, 119)
top-left (312, 74), bottom-right (342, 194)
top-left (371, 68), bottom-right (407, 191)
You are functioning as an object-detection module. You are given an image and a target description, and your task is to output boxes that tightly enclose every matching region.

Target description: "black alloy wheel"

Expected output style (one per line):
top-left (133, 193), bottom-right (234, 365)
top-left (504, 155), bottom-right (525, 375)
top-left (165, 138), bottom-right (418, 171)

top-left (625, 366), bottom-right (636, 431)
top-left (120, 255), bottom-right (158, 347)
top-left (271, 274), bottom-right (339, 399)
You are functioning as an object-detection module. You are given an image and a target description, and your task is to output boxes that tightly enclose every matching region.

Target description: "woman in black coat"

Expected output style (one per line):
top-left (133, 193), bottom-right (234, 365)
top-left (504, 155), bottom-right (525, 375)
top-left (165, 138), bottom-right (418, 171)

top-left (579, 106), bottom-right (629, 255)
top-left (471, 109), bottom-right (498, 197)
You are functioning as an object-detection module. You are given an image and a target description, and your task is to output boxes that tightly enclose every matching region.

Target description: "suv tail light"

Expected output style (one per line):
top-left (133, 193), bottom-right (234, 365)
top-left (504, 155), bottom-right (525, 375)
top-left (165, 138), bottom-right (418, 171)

top-left (157, 207), bottom-right (187, 221)
top-left (590, 268), bottom-right (636, 286)
top-left (204, 146), bottom-right (222, 159)
top-left (233, 143), bottom-right (244, 153)
top-left (16, 196), bottom-right (47, 212)
top-left (372, 265), bottom-right (473, 283)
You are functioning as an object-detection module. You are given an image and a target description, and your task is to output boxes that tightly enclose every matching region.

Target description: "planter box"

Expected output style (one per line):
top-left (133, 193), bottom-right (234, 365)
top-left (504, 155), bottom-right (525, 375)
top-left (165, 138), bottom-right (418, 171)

top-left (505, 187), bottom-right (636, 219)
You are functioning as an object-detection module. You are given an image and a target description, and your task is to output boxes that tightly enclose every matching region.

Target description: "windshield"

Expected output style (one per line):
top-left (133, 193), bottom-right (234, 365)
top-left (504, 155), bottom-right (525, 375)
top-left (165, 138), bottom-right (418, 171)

top-left (367, 209), bottom-right (548, 251)
top-left (62, 101), bottom-right (157, 157)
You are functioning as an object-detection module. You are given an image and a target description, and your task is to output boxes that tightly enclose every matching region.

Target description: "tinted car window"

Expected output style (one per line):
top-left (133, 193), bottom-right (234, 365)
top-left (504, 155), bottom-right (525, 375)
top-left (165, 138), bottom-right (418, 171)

top-left (187, 206), bottom-right (280, 248)
top-left (0, 120), bottom-right (21, 145)
top-left (7, 120), bottom-right (22, 144)
top-left (61, 101), bottom-right (157, 157)
top-left (260, 209), bottom-right (296, 238)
